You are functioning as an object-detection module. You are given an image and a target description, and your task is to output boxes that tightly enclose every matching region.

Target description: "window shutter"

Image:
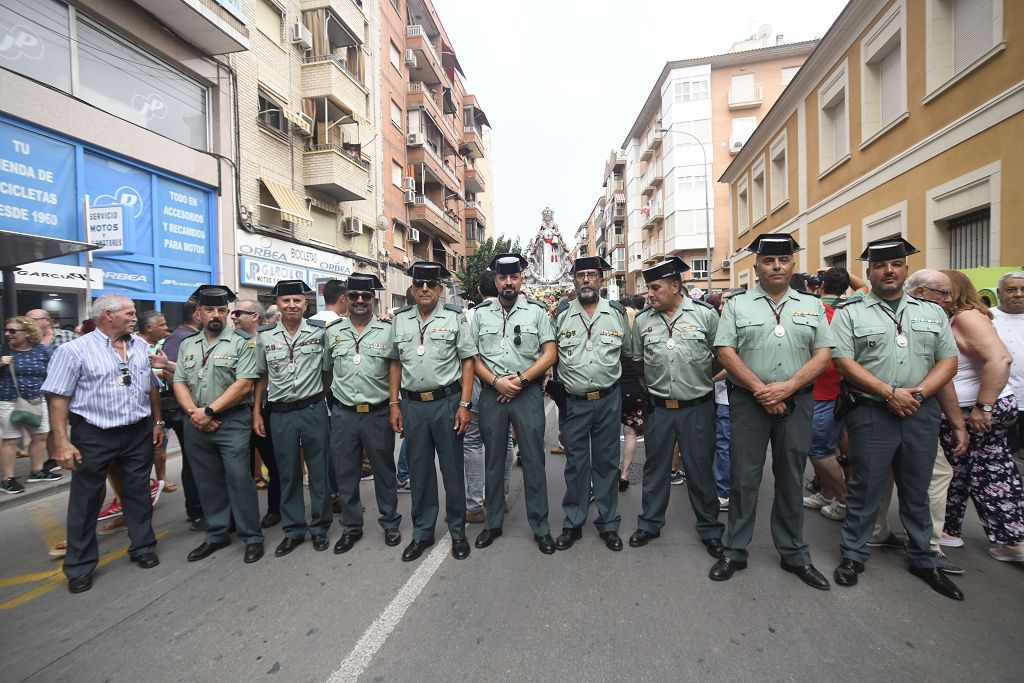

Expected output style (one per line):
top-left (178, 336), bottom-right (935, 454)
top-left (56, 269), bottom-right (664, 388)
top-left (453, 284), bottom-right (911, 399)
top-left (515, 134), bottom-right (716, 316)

top-left (879, 46), bottom-right (901, 124)
top-left (953, 0), bottom-right (993, 73)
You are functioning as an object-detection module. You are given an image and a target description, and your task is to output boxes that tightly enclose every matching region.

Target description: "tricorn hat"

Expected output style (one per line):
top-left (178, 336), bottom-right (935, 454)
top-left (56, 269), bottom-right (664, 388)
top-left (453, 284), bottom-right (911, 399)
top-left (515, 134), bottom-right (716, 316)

top-left (190, 285), bottom-right (237, 307)
top-left (489, 253), bottom-right (529, 275)
top-left (858, 237), bottom-right (920, 262)
top-left (270, 279), bottom-right (312, 297)
top-left (571, 256), bottom-right (612, 274)
top-left (409, 261), bottom-right (452, 281)
top-left (641, 256), bottom-right (690, 283)
top-left (746, 234), bottom-right (803, 255)
top-left (346, 272), bottom-right (384, 291)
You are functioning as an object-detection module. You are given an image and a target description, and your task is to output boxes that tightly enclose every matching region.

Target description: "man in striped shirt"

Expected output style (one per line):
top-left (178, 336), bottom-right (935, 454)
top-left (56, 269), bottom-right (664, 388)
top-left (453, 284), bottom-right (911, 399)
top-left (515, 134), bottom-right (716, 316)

top-left (43, 294), bottom-right (164, 594)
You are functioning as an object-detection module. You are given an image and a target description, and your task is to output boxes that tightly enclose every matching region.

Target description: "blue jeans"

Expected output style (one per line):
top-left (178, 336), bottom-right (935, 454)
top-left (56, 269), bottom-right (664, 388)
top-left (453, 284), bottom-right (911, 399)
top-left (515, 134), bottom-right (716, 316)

top-left (809, 399), bottom-right (844, 459)
top-left (397, 438), bottom-right (409, 480)
top-left (714, 403), bottom-right (731, 498)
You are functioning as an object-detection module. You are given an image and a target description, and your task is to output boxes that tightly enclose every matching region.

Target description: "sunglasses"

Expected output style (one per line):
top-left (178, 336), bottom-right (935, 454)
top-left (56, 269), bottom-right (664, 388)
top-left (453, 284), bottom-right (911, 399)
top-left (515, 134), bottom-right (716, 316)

top-left (118, 361), bottom-right (132, 386)
top-left (3, 328), bottom-right (24, 334)
top-left (230, 310), bottom-right (257, 318)
top-left (347, 291), bottom-right (374, 301)
top-left (413, 279), bottom-right (439, 289)
top-left (513, 324), bottom-right (522, 346)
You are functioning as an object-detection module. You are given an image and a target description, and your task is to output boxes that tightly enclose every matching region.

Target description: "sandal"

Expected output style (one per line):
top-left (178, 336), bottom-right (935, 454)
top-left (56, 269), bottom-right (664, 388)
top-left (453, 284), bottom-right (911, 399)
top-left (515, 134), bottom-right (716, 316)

top-left (162, 482), bottom-right (179, 493)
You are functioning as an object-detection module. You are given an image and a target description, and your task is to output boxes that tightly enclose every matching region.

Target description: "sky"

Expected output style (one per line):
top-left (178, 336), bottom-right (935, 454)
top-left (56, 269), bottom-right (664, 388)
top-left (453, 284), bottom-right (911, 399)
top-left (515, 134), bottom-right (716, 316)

top-left (431, 0), bottom-right (850, 246)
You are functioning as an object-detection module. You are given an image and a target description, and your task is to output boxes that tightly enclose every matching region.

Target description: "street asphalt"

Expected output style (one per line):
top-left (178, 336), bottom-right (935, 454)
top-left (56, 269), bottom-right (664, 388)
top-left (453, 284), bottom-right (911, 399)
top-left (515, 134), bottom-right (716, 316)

top-left (1, 400), bottom-right (1021, 682)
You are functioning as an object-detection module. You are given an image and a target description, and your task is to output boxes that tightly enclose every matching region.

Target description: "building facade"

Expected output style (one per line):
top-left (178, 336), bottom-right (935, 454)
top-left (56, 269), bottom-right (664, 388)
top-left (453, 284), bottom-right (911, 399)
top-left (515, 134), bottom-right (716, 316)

top-left (722, 0), bottom-right (1022, 288)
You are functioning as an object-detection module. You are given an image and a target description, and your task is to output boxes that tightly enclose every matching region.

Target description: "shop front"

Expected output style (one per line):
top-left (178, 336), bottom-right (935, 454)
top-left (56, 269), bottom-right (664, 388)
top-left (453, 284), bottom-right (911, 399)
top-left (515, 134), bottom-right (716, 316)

top-left (236, 232), bottom-right (354, 313)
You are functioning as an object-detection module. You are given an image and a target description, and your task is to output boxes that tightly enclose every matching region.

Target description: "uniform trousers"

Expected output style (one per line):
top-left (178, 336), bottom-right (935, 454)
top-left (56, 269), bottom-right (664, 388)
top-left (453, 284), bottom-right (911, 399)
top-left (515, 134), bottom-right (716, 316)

top-left (560, 390), bottom-right (621, 533)
top-left (403, 394), bottom-right (466, 541)
top-left (870, 445), bottom-right (952, 552)
top-left (270, 399), bottom-right (331, 539)
top-left (332, 406), bottom-right (401, 534)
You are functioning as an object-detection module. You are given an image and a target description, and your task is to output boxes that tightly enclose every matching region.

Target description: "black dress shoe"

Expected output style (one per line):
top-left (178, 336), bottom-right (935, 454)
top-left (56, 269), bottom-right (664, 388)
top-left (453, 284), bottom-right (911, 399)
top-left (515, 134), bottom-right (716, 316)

top-left (402, 538), bottom-right (434, 562)
top-left (244, 543), bottom-right (264, 564)
top-left (68, 574), bottom-right (93, 594)
top-left (781, 561), bottom-right (831, 590)
top-left (618, 479), bottom-right (629, 492)
top-left (187, 540), bottom-right (230, 562)
top-left (132, 553), bottom-right (160, 569)
top-left (703, 538), bottom-right (725, 559)
top-left (334, 532), bottom-right (363, 554)
top-left (452, 538), bottom-right (471, 560)
top-left (312, 534), bottom-right (329, 551)
top-left (188, 516), bottom-right (208, 532)
top-left (909, 566), bottom-right (964, 600)
top-left (260, 512), bottom-right (281, 529)
top-left (384, 527), bottom-right (402, 547)
top-left (274, 536), bottom-right (305, 557)
top-left (628, 529), bottom-right (660, 547)
top-left (600, 531), bottom-right (623, 551)
top-left (709, 557), bottom-right (747, 581)
top-left (535, 534), bottom-right (556, 554)
top-left (555, 527), bottom-right (582, 550)
top-left (474, 527), bottom-right (502, 548)
top-left (834, 558), bottom-right (865, 586)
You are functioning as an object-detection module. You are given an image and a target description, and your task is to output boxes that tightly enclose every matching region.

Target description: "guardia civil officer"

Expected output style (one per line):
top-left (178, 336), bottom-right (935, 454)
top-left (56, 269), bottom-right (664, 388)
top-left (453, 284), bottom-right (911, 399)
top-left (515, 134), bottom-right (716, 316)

top-left (711, 235), bottom-right (833, 589)
top-left (830, 238), bottom-right (963, 600)
top-left (172, 285), bottom-right (264, 564)
top-left (551, 256), bottom-right (631, 552)
top-left (471, 253), bottom-right (558, 554)
top-left (387, 262), bottom-right (476, 561)
top-left (628, 257), bottom-right (725, 557)
top-left (323, 273), bottom-right (403, 553)
top-left (253, 280), bottom-right (331, 557)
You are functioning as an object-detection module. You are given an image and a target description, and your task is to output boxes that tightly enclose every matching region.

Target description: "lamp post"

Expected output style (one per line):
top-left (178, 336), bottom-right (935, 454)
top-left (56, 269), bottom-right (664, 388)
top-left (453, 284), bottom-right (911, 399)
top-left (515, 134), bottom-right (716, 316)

top-left (656, 123), bottom-right (713, 292)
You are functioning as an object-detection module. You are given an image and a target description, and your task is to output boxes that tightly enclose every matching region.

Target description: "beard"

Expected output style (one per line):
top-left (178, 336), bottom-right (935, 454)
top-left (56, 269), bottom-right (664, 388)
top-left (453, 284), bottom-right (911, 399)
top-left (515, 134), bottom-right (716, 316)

top-left (577, 288), bottom-right (599, 304)
top-left (500, 287), bottom-right (518, 302)
top-left (207, 319), bottom-right (224, 333)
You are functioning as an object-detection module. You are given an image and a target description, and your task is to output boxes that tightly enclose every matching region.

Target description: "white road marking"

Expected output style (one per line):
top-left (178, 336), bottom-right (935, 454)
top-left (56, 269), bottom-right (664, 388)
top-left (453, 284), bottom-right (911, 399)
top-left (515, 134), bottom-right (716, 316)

top-left (327, 536), bottom-right (452, 683)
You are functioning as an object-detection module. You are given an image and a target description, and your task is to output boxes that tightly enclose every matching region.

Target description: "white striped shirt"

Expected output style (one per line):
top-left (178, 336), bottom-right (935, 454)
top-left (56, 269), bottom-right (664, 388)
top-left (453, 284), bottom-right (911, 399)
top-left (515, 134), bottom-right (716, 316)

top-left (42, 330), bottom-right (158, 428)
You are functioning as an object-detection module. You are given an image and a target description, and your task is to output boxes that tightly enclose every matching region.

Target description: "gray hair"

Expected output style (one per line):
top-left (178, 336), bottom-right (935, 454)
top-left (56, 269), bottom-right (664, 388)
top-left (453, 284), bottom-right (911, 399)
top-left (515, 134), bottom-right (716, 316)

top-left (905, 269), bottom-right (945, 293)
top-left (139, 310), bottom-right (164, 331)
top-left (236, 299), bottom-right (266, 322)
top-left (998, 271), bottom-right (1024, 289)
top-left (91, 294), bottom-right (134, 321)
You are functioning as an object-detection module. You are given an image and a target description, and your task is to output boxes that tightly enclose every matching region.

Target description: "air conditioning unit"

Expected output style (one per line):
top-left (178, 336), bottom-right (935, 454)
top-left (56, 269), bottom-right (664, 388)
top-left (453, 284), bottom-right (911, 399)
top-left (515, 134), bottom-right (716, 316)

top-left (342, 216), bottom-right (362, 235)
top-left (407, 227), bottom-right (421, 243)
top-left (291, 23), bottom-right (312, 50)
top-left (403, 176), bottom-right (415, 191)
top-left (295, 112), bottom-right (313, 137)
top-left (721, 259), bottom-right (732, 269)
top-left (404, 49), bottom-right (417, 67)
top-left (403, 189), bottom-right (416, 204)
top-left (731, 140), bottom-right (744, 150)
top-left (407, 132), bottom-right (425, 147)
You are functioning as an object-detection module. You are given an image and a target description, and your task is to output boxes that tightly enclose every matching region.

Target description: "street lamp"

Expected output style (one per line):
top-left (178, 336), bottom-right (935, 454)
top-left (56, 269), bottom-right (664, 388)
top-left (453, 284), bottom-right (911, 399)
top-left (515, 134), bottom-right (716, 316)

top-left (656, 121), bottom-right (713, 292)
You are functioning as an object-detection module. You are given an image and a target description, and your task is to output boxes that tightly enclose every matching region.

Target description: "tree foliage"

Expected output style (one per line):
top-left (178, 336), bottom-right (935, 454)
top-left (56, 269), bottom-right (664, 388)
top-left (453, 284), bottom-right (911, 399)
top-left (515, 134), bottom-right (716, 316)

top-left (455, 236), bottom-right (523, 305)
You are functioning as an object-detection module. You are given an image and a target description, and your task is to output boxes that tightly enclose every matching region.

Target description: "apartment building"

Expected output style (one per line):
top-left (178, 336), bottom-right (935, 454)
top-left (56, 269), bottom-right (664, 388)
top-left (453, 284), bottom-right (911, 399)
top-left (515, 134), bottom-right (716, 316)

top-left (232, 0), bottom-right (382, 305)
top-left (0, 0), bottom-right (246, 325)
top-left (722, 0), bottom-right (1022, 288)
top-left (379, 0), bottom-right (492, 307)
top-left (621, 38), bottom-right (816, 294)
top-left (602, 149), bottom-right (629, 293)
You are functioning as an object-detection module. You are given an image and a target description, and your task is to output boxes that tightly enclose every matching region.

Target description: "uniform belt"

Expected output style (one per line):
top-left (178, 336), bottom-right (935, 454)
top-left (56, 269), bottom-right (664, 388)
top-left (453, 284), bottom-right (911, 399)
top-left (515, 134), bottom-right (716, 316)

top-left (401, 381), bottom-right (461, 402)
top-left (267, 392), bottom-right (324, 413)
top-left (651, 392), bottom-right (713, 409)
top-left (567, 383), bottom-right (619, 401)
top-left (727, 381), bottom-right (814, 396)
top-left (337, 400), bottom-right (389, 414)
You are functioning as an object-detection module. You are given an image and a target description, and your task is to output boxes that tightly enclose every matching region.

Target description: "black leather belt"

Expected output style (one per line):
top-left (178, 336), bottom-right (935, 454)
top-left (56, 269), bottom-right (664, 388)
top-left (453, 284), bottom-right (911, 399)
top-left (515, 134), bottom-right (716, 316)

top-left (337, 400), bottom-right (389, 414)
top-left (651, 392), bottom-right (713, 409)
top-left (267, 392), bottom-right (324, 413)
top-left (402, 381), bottom-right (461, 402)
top-left (567, 383), bottom-right (619, 401)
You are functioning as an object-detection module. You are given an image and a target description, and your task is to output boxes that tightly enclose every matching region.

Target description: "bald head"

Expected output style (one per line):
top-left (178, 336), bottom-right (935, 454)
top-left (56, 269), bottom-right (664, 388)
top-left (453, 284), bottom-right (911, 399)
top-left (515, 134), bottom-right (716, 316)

top-left (25, 309), bottom-right (52, 334)
top-left (905, 269), bottom-right (952, 305)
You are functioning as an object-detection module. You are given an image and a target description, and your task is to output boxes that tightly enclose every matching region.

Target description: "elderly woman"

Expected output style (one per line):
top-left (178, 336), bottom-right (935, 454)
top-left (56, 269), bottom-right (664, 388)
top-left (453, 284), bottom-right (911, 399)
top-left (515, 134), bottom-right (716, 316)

top-left (938, 270), bottom-right (1024, 562)
top-left (0, 317), bottom-right (61, 493)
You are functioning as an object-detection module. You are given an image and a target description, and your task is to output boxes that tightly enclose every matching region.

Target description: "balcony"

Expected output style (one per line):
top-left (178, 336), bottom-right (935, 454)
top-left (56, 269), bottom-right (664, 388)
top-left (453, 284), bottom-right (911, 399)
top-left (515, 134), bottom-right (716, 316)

top-left (641, 204), bottom-right (664, 230)
top-left (642, 165), bottom-right (664, 195)
top-left (464, 164), bottom-right (486, 193)
top-left (300, 1), bottom-right (365, 43)
top-left (644, 127), bottom-right (664, 155)
top-left (465, 202), bottom-right (486, 227)
top-left (643, 237), bottom-right (666, 264)
top-left (461, 125), bottom-right (484, 159)
top-left (407, 82), bottom-right (459, 146)
top-left (728, 84), bottom-right (764, 110)
top-left (407, 143), bottom-right (460, 191)
top-left (406, 25), bottom-right (447, 86)
top-left (301, 55), bottom-right (368, 120)
top-left (612, 228), bottom-right (625, 246)
top-left (130, 1), bottom-right (248, 54)
top-left (303, 143), bottom-right (369, 202)
top-left (409, 195), bottom-right (461, 243)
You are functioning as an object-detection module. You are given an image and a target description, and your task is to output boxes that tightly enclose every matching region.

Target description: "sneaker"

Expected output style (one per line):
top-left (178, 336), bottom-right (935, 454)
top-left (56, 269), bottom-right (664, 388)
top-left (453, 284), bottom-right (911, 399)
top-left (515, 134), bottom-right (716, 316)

top-left (820, 500), bottom-right (847, 521)
top-left (718, 497), bottom-right (730, 511)
top-left (1, 477), bottom-right (25, 494)
top-left (396, 478), bottom-right (410, 492)
top-left (360, 467), bottom-right (374, 481)
top-left (940, 532), bottom-right (965, 548)
top-left (989, 543), bottom-right (1024, 562)
top-left (27, 469), bottom-right (62, 483)
top-left (937, 550), bottom-right (965, 574)
top-left (98, 517), bottom-right (127, 536)
top-left (867, 532), bottom-right (907, 549)
top-left (49, 540), bottom-right (67, 558)
top-left (802, 492), bottom-right (833, 510)
top-left (465, 508), bottom-right (486, 524)
top-left (550, 446), bottom-right (565, 455)
top-left (150, 480), bottom-right (165, 508)
top-left (45, 458), bottom-right (62, 473)
top-left (97, 500), bottom-right (122, 521)
top-left (669, 469), bottom-right (686, 485)
top-left (804, 477), bottom-right (821, 494)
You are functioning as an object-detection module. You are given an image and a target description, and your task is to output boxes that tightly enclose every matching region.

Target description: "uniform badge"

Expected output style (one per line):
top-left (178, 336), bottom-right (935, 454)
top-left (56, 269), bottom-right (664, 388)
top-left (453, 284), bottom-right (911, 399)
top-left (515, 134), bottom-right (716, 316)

top-left (868, 340), bottom-right (877, 348)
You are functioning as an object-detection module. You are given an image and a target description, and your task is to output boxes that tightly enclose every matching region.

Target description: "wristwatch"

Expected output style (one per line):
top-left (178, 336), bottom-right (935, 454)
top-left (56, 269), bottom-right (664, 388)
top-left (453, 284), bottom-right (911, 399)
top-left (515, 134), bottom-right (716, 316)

top-left (204, 406), bottom-right (217, 418)
top-left (517, 371), bottom-right (530, 386)
top-left (155, 420), bottom-right (166, 426)
top-left (974, 402), bottom-right (993, 413)
top-left (911, 391), bottom-right (925, 402)
top-left (459, 401), bottom-right (473, 409)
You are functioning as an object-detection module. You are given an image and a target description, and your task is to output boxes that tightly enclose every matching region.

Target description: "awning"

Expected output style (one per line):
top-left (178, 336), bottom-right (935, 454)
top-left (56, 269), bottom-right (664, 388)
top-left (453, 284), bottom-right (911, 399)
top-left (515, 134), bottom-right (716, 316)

top-left (282, 108), bottom-right (311, 135)
top-left (472, 105), bottom-right (491, 129)
top-left (441, 48), bottom-right (466, 78)
top-left (0, 230), bottom-right (99, 269)
top-left (442, 88), bottom-right (457, 115)
top-left (393, 216), bottom-right (411, 230)
top-left (260, 177), bottom-right (312, 225)
top-left (614, 192), bottom-right (626, 203)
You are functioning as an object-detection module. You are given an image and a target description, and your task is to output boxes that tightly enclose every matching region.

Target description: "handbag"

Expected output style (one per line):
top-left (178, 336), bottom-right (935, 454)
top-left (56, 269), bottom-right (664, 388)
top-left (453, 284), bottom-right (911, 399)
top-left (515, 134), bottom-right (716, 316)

top-left (8, 360), bottom-right (44, 428)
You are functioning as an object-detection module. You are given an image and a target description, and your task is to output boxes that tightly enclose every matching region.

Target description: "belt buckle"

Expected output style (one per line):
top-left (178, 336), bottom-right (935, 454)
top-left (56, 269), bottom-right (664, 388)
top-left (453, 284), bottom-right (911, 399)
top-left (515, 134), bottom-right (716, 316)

top-left (420, 391), bottom-right (434, 401)
top-left (665, 399), bottom-right (679, 409)
top-left (356, 404), bottom-right (369, 413)
top-left (586, 391), bottom-right (600, 401)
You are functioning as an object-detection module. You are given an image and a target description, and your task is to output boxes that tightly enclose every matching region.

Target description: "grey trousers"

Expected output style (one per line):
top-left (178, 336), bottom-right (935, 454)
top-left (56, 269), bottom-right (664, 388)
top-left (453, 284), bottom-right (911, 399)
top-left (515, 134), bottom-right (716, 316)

top-left (269, 399), bottom-right (331, 539)
top-left (331, 406), bottom-right (401, 534)
top-left (403, 394), bottom-right (467, 540)
top-left (560, 391), bottom-right (621, 532)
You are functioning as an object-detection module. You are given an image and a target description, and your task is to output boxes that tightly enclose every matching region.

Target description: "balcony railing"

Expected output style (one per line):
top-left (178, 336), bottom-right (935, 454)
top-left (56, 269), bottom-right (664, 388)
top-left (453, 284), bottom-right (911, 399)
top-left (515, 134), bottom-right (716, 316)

top-left (406, 25), bottom-right (443, 73)
top-left (305, 142), bottom-right (370, 169)
top-left (414, 195), bottom-right (460, 230)
top-left (728, 84), bottom-right (764, 109)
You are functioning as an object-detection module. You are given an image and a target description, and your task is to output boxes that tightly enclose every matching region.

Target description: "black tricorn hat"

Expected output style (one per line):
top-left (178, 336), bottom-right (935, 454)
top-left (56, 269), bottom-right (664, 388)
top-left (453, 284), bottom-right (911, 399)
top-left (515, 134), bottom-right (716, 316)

top-left (489, 253), bottom-right (528, 275)
top-left (746, 234), bottom-right (803, 255)
top-left (858, 237), bottom-right (920, 262)
top-left (190, 285), bottom-right (237, 307)
top-left (270, 279), bottom-right (312, 297)
top-left (641, 256), bottom-right (690, 283)
top-left (409, 261), bottom-right (452, 280)
top-left (346, 272), bottom-right (384, 291)
top-left (571, 256), bottom-right (612, 274)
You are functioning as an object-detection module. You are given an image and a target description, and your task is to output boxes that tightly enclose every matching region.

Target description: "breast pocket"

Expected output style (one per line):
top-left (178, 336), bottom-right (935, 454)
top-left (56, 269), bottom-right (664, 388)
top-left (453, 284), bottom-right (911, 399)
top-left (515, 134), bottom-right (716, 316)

top-left (515, 324), bottom-right (540, 355)
top-left (853, 326), bottom-right (886, 356)
top-left (265, 348), bottom-right (289, 373)
top-left (363, 346), bottom-right (391, 376)
top-left (392, 333), bottom-right (414, 362)
top-left (791, 315), bottom-right (819, 346)
top-left (643, 332), bottom-right (666, 365)
top-left (299, 343), bottom-right (322, 368)
top-left (735, 318), bottom-right (765, 351)
top-left (596, 334), bottom-right (623, 365)
top-left (557, 335), bottom-right (583, 364)
top-left (429, 329), bottom-right (455, 358)
top-left (678, 329), bottom-right (711, 362)
top-left (478, 325), bottom-right (502, 356)
top-left (910, 320), bottom-right (942, 357)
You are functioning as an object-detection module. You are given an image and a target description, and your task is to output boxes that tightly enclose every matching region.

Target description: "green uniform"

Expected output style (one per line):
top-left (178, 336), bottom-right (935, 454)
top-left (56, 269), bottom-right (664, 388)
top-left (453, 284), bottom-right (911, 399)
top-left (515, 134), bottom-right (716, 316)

top-left (713, 285), bottom-right (834, 565)
top-left (323, 316), bottom-right (401, 535)
top-left (173, 327), bottom-right (262, 546)
top-left (553, 298), bottom-right (631, 532)
top-left (471, 295), bottom-right (555, 535)
top-left (254, 319), bottom-right (330, 541)
top-left (631, 299), bottom-right (725, 540)
top-left (831, 293), bottom-right (957, 569)
top-left (390, 303), bottom-right (476, 541)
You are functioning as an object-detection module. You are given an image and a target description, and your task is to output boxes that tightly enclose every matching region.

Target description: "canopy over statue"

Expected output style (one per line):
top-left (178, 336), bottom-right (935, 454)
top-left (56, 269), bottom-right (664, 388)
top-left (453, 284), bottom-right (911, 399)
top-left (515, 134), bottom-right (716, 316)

top-left (526, 207), bottom-right (572, 285)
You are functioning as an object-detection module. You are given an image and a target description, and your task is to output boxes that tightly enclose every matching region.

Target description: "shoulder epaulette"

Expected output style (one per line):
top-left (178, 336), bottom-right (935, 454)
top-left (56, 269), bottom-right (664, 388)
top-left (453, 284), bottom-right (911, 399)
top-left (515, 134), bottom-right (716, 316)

top-left (527, 298), bottom-right (547, 308)
top-left (834, 298), bottom-right (863, 309)
top-left (475, 299), bottom-right (495, 309)
top-left (257, 323), bottom-right (276, 332)
top-left (732, 290), bottom-right (748, 296)
top-left (555, 300), bottom-right (570, 316)
top-left (795, 290), bottom-right (820, 298)
top-left (394, 305), bottom-right (413, 314)
top-left (692, 299), bottom-right (715, 310)
top-left (608, 300), bottom-right (625, 313)
top-left (306, 318), bottom-right (325, 328)
top-left (635, 305), bottom-right (653, 319)
top-left (233, 329), bottom-right (251, 340)
top-left (443, 303), bottom-right (463, 314)
top-left (325, 317), bottom-right (346, 328)
top-left (183, 328), bottom-right (202, 339)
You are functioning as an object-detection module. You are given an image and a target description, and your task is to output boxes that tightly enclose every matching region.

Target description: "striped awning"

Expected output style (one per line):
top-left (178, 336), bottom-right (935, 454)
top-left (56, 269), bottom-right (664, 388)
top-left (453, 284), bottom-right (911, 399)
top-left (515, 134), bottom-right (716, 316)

top-left (282, 108), bottom-right (311, 135)
top-left (614, 192), bottom-right (626, 204)
top-left (260, 177), bottom-right (312, 225)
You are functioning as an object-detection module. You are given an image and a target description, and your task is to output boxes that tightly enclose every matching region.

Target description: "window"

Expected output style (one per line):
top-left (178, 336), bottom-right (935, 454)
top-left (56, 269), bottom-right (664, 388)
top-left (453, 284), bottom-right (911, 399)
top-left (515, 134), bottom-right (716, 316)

top-left (730, 73), bottom-right (758, 105)
top-left (257, 91), bottom-right (286, 136)
top-left (781, 66), bottom-right (800, 86)
top-left (948, 208), bottom-right (991, 268)
top-left (736, 176), bottom-right (749, 233)
top-left (390, 41), bottom-right (401, 72)
top-left (254, 0), bottom-right (283, 42)
top-left (393, 224), bottom-right (405, 249)
top-left (390, 0), bottom-right (401, 11)
top-left (730, 116), bottom-right (757, 151)
top-left (392, 161), bottom-right (403, 187)
top-left (677, 166), bottom-right (707, 193)
top-left (673, 79), bottom-right (709, 103)
top-left (818, 61), bottom-right (849, 175)
top-left (751, 159), bottom-right (766, 224)
top-left (926, 0), bottom-right (1003, 95)
top-left (861, 2), bottom-right (906, 144)
top-left (390, 99), bottom-right (402, 129)
top-left (862, 201), bottom-right (907, 252)
top-left (690, 259), bottom-right (709, 282)
top-left (309, 208), bottom-right (337, 246)
top-left (0, 0), bottom-right (72, 92)
top-left (770, 133), bottom-right (788, 210)
top-left (827, 253), bottom-right (848, 269)
top-left (669, 119), bottom-right (712, 145)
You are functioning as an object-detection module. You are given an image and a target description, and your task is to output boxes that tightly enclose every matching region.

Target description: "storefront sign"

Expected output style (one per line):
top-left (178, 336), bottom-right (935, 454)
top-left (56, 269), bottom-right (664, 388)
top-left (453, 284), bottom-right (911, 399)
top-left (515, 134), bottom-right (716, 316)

top-left (237, 232), bottom-right (354, 289)
top-left (15, 262), bottom-right (104, 289)
top-left (86, 203), bottom-right (134, 254)
top-left (0, 121), bottom-right (76, 241)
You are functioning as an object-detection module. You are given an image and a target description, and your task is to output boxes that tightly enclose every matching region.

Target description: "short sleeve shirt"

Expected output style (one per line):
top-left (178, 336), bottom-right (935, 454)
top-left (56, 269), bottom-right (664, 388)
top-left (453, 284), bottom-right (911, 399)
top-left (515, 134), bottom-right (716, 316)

top-left (255, 319), bottom-right (327, 403)
top-left (323, 317), bottom-right (396, 405)
top-left (389, 303), bottom-right (476, 392)
top-left (173, 328), bottom-right (259, 407)
top-left (470, 296), bottom-right (555, 376)
top-left (631, 300), bottom-right (719, 400)
top-left (554, 298), bottom-right (632, 395)
top-left (0, 344), bottom-right (51, 401)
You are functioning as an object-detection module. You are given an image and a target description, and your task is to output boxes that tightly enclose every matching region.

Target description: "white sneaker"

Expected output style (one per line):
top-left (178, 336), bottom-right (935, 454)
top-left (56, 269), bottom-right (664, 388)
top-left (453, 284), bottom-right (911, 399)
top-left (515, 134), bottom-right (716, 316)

top-left (821, 500), bottom-right (847, 521)
top-left (989, 543), bottom-right (1024, 562)
top-left (940, 532), bottom-right (965, 548)
top-left (718, 497), bottom-right (730, 511)
top-left (802, 492), bottom-right (833, 510)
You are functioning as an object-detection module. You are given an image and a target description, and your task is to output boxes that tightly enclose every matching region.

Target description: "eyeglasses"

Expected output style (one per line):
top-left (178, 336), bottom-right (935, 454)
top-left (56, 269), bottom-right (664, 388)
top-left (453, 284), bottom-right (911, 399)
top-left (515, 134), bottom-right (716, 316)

top-left (513, 324), bottom-right (522, 346)
top-left (229, 310), bottom-right (257, 318)
top-left (413, 279), bottom-right (439, 289)
top-left (347, 291), bottom-right (374, 302)
top-left (575, 272), bottom-right (600, 281)
top-left (921, 285), bottom-right (952, 299)
top-left (3, 328), bottom-right (24, 334)
top-left (118, 361), bottom-right (132, 386)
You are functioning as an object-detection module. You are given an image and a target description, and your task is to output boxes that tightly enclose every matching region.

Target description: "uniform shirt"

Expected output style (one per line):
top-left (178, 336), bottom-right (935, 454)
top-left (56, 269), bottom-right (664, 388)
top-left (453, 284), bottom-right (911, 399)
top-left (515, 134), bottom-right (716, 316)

top-left (471, 295), bottom-right (555, 376)
top-left (0, 344), bottom-right (51, 401)
top-left (389, 303), bottom-right (476, 392)
top-left (254, 319), bottom-right (326, 403)
top-left (173, 327), bottom-right (259, 408)
top-left (554, 298), bottom-right (632, 395)
top-left (830, 292), bottom-right (958, 400)
top-left (991, 307), bottom-right (1024, 409)
top-left (632, 299), bottom-right (719, 400)
top-left (323, 317), bottom-right (395, 405)
top-left (714, 285), bottom-right (834, 385)
top-left (42, 330), bottom-right (158, 428)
